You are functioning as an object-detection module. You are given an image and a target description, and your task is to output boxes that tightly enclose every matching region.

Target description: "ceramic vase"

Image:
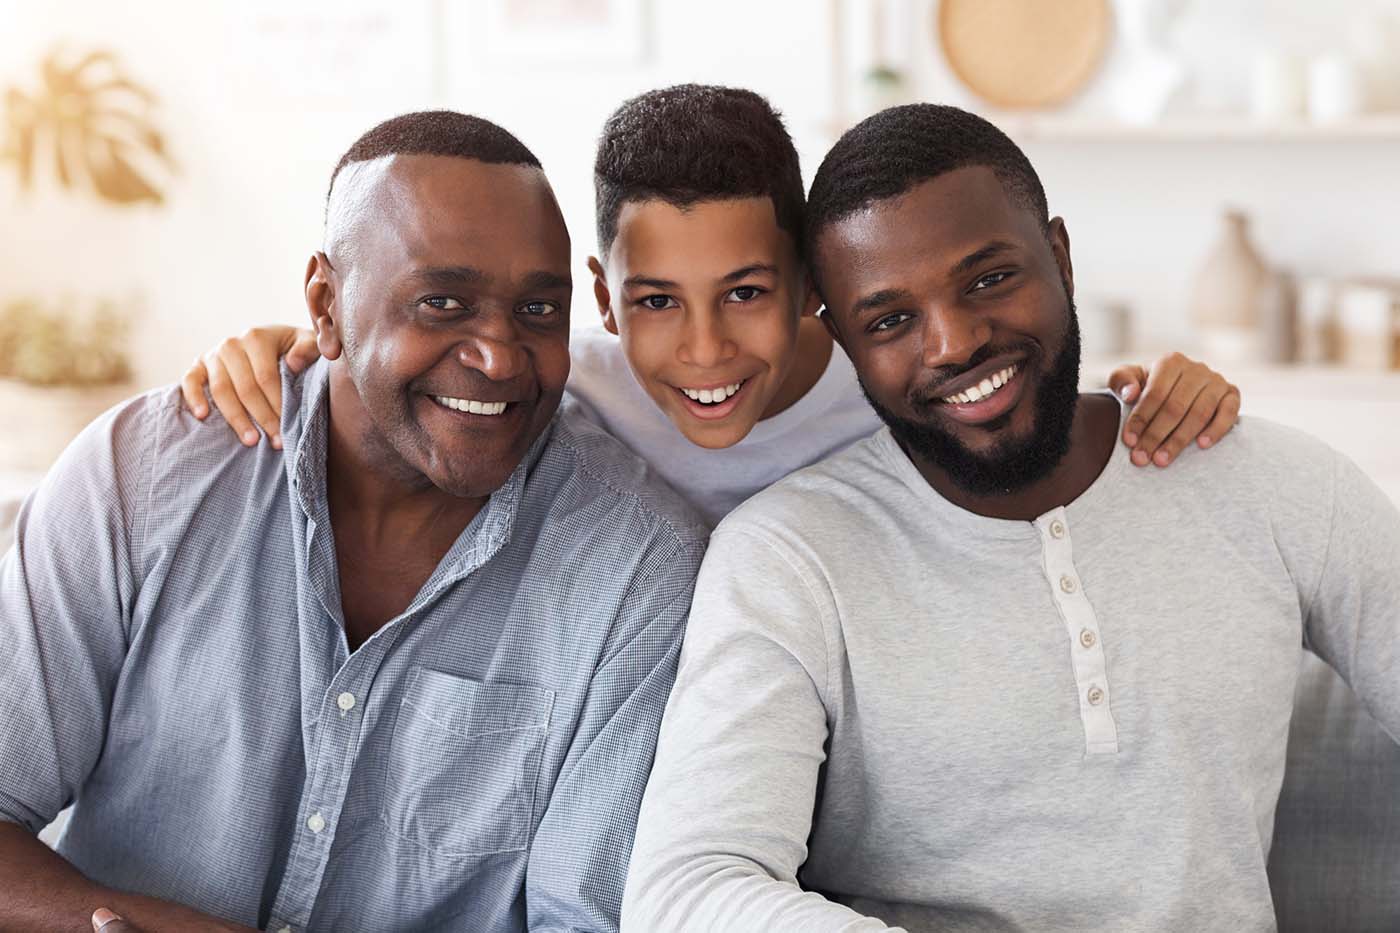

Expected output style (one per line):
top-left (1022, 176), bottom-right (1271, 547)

top-left (1191, 210), bottom-right (1269, 363)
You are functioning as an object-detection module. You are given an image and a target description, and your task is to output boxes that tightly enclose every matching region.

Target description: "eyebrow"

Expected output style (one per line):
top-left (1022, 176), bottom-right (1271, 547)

top-left (410, 266), bottom-right (570, 291)
top-left (520, 270), bottom-right (572, 291)
top-left (951, 240), bottom-right (1019, 277)
top-left (850, 287), bottom-right (914, 318)
top-left (411, 266), bottom-right (485, 287)
top-left (622, 275), bottom-right (678, 290)
top-left (720, 263), bottom-right (780, 284)
top-left (622, 263), bottom-right (780, 291)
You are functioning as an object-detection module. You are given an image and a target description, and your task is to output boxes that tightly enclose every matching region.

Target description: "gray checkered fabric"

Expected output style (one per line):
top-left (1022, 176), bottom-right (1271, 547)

top-left (0, 360), bottom-right (707, 933)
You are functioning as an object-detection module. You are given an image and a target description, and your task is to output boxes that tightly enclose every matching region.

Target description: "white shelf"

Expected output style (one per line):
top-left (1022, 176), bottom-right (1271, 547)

top-left (999, 113), bottom-right (1400, 143)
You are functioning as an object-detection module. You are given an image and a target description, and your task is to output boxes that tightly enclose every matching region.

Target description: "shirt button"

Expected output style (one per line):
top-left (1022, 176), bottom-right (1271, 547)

top-left (1059, 574), bottom-right (1077, 594)
top-left (1087, 685), bottom-right (1105, 706)
top-left (307, 811), bottom-right (326, 834)
top-left (278, 927), bottom-right (294, 933)
top-left (1050, 519), bottom-right (1066, 539)
top-left (337, 692), bottom-right (356, 712)
top-left (1079, 628), bottom-right (1097, 649)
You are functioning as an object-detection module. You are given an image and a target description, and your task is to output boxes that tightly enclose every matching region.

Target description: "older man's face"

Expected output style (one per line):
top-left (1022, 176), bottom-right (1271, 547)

top-left (322, 154), bottom-right (573, 499)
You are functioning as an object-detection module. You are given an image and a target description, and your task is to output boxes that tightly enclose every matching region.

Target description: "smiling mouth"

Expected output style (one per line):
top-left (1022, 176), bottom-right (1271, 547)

top-left (940, 363), bottom-right (1018, 406)
top-left (675, 379), bottom-right (746, 406)
top-left (430, 394), bottom-right (510, 416)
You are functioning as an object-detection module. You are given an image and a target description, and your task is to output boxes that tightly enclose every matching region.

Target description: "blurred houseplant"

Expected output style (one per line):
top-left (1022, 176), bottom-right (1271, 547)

top-left (1, 48), bottom-right (171, 472)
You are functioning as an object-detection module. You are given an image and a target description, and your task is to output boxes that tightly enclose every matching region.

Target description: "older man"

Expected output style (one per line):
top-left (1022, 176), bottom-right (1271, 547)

top-left (0, 111), bottom-right (706, 932)
top-left (622, 104), bottom-right (1400, 932)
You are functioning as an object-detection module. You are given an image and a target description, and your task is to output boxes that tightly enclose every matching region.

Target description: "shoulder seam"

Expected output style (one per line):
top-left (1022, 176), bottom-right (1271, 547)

top-left (548, 420), bottom-right (704, 552)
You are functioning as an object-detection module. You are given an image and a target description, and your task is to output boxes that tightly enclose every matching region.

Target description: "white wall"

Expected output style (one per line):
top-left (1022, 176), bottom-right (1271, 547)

top-left (2, 0), bottom-right (1398, 389)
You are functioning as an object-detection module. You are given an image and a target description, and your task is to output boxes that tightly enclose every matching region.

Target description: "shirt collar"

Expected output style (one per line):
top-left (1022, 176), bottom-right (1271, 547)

top-left (281, 359), bottom-right (557, 585)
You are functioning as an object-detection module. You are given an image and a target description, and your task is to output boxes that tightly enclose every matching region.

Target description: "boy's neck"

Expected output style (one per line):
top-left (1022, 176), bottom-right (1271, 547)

top-left (760, 317), bottom-right (834, 420)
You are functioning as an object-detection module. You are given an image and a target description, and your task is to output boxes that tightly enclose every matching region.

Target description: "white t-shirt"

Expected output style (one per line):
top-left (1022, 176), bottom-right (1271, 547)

top-left (565, 325), bottom-right (881, 527)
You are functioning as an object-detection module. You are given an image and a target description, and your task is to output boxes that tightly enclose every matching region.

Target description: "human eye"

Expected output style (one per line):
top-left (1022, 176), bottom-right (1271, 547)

top-left (420, 296), bottom-right (467, 312)
top-left (725, 285), bottom-right (767, 303)
top-left (970, 270), bottom-right (1014, 292)
top-left (869, 311), bottom-right (913, 333)
top-left (637, 294), bottom-right (678, 311)
top-left (518, 300), bottom-right (559, 317)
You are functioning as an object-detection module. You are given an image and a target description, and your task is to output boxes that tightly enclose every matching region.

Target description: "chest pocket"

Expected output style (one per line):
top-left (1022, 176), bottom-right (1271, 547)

top-left (380, 668), bottom-right (554, 857)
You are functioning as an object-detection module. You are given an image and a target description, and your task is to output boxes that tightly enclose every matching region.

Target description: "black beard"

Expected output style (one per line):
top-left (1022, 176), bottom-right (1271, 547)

top-left (862, 299), bottom-right (1082, 497)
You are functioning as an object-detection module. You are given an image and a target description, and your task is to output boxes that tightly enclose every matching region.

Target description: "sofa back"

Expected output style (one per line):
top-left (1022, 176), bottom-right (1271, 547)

top-left (1270, 652), bottom-right (1400, 930)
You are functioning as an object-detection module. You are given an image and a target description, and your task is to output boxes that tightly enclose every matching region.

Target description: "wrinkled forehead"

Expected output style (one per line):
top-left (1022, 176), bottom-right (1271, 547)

top-left (328, 154), bottom-right (570, 272)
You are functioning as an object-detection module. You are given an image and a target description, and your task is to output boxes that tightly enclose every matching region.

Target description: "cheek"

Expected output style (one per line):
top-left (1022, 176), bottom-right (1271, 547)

top-left (734, 304), bottom-right (798, 367)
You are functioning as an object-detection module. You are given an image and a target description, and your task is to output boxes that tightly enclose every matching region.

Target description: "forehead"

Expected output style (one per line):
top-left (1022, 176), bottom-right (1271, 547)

top-left (611, 197), bottom-right (796, 274)
top-left (347, 154), bottom-right (570, 272)
top-left (816, 166), bottom-right (1038, 294)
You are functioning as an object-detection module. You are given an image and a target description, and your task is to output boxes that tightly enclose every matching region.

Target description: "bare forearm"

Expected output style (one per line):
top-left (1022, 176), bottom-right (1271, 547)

top-left (0, 824), bottom-right (253, 933)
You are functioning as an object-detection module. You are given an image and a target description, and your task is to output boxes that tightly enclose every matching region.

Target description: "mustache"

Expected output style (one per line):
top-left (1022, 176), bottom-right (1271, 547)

top-left (908, 341), bottom-right (1037, 407)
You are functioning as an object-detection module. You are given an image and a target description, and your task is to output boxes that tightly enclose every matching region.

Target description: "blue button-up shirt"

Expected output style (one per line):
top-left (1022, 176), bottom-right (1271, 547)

top-left (0, 360), bottom-right (707, 932)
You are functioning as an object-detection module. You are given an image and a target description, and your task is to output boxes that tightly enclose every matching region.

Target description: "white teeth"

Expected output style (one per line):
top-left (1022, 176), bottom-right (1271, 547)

top-left (942, 364), bottom-right (1018, 406)
top-left (681, 381), bottom-right (743, 404)
top-left (432, 395), bottom-right (507, 415)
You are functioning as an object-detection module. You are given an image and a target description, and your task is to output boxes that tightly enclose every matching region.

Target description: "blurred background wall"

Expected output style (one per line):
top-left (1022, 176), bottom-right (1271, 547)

top-left (2, 0), bottom-right (1398, 501)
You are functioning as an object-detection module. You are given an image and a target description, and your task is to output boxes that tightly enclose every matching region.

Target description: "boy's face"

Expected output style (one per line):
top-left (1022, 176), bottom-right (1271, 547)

top-left (591, 197), bottom-right (819, 449)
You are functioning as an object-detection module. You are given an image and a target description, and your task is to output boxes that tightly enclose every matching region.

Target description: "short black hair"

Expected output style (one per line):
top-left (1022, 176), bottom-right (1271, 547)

top-left (328, 110), bottom-right (541, 200)
top-left (806, 104), bottom-right (1049, 273)
top-left (593, 84), bottom-right (806, 259)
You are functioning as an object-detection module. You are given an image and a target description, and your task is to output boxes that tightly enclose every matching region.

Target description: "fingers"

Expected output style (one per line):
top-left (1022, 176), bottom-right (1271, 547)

top-left (204, 341), bottom-right (262, 448)
top-left (1150, 381), bottom-right (1226, 466)
top-left (180, 358), bottom-right (210, 419)
top-left (1196, 383), bottom-right (1241, 448)
top-left (1127, 353), bottom-right (1237, 467)
top-left (220, 335), bottom-right (285, 449)
top-left (1133, 365), bottom-right (1210, 466)
top-left (1122, 353), bottom-right (1184, 460)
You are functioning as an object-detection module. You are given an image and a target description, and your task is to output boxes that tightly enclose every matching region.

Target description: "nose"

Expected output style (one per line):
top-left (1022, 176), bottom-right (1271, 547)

top-left (921, 302), bottom-right (990, 370)
top-left (676, 307), bottom-right (737, 368)
top-left (456, 314), bottom-right (529, 382)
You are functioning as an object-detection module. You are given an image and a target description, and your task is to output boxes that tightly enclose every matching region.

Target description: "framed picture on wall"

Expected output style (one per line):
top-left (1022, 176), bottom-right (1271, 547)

top-left (478, 0), bottom-right (649, 63)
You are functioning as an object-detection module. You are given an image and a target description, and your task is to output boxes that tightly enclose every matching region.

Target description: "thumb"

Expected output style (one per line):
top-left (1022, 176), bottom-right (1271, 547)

top-left (1106, 364), bottom-right (1146, 402)
top-left (285, 329), bottom-right (322, 375)
top-left (93, 907), bottom-right (140, 932)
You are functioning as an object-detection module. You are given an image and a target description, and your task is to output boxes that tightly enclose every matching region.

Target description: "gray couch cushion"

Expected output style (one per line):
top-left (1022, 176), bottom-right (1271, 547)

top-left (1270, 652), bottom-right (1400, 931)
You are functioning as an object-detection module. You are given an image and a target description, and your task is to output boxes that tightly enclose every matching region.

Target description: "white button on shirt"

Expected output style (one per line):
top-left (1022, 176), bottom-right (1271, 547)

top-left (306, 812), bottom-right (325, 834)
top-left (336, 692), bottom-right (356, 712)
top-left (1036, 507), bottom-right (1120, 755)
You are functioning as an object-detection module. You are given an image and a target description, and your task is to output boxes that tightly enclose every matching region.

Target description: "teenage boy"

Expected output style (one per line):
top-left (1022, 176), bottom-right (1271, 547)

top-left (622, 104), bottom-right (1400, 932)
top-left (0, 112), bottom-right (706, 933)
top-left (181, 86), bottom-right (1240, 526)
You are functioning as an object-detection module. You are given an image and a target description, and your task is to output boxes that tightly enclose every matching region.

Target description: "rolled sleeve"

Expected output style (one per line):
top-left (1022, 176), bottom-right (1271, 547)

top-left (0, 396), bottom-right (150, 832)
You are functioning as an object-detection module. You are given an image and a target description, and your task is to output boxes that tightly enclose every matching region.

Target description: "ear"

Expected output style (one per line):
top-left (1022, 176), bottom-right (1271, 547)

top-left (1048, 217), bottom-right (1074, 299)
top-left (819, 308), bottom-right (847, 353)
top-left (305, 251), bottom-right (344, 361)
top-left (587, 256), bottom-right (618, 335)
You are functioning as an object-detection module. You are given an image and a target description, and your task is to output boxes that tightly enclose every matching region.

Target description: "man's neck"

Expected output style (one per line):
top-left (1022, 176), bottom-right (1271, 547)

top-left (760, 316), bottom-right (834, 420)
top-left (915, 394), bottom-right (1120, 522)
top-left (323, 369), bottom-right (487, 647)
